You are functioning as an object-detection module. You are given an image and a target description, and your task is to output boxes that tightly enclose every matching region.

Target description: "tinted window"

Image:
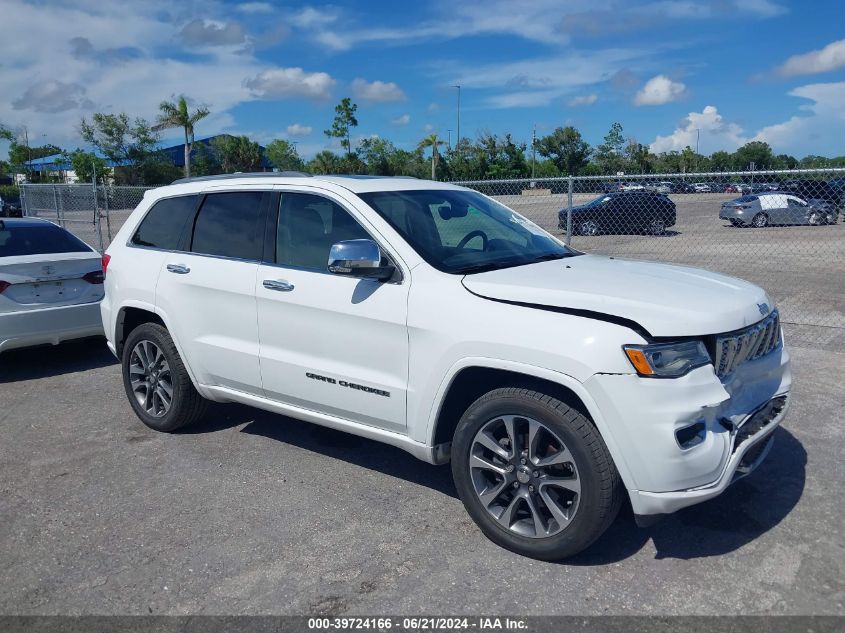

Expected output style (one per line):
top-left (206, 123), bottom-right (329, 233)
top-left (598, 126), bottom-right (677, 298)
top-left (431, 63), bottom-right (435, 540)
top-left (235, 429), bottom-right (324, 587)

top-left (191, 192), bottom-right (264, 260)
top-left (276, 193), bottom-right (371, 270)
top-left (0, 223), bottom-right (93, 257)
top-left (131, 195), bottom-right (197, 249)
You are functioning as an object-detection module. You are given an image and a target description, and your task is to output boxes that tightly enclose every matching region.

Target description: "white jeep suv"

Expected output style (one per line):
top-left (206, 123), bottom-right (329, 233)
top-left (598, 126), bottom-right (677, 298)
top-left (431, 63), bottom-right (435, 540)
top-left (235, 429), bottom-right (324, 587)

top-left (101, 173), bottom-right (791, 560)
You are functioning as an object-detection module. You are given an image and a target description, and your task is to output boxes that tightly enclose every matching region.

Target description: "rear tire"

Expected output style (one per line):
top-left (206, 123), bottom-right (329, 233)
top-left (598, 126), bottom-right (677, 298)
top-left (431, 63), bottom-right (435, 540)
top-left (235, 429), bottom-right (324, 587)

top-left (451, 388), bottom-right (622, 561)
top-left (121, 323), bottom-right (208, 432)
top-left (751, 213), bottom-right (769, 228)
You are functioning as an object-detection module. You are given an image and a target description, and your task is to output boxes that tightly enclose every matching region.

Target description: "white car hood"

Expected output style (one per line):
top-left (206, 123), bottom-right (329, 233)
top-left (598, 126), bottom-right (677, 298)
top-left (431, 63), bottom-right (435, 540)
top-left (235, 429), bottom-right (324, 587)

top-left (461, 254), bottom-right (772, 337)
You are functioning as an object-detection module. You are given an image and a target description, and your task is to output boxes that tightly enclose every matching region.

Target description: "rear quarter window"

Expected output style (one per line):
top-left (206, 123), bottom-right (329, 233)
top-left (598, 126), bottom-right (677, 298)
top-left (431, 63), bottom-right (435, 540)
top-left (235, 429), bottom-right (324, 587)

top-left (131, 195), bottom-right (198, 250)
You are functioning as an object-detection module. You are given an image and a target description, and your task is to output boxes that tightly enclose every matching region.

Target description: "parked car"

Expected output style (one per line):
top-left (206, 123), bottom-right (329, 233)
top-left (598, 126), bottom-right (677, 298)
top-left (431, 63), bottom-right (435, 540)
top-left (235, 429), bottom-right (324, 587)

top-left (601, 181), bottom-right (622, 193)
top-left (692, 183), bottom-right (711, 193)
top-left (101, 173), bottom-right (791, 561)
top-left (783, 179), bottom-right (842, 212)
top-left (1, 194), bottom-right (23, 218)
top-left (559, 191), bottom-right (676, 236)
top-left (0, 218), bottom-right (105, 353)
top-left (724, 183), bottom-right (741, 193)
top-left (739, 183), bottom-right (775, 195)
top-left (620, 182), bottom-right (645, 192)
top-left (653, 181), bottom-right (674, 194)
top-left (719, 193), bottom-right (832, 227)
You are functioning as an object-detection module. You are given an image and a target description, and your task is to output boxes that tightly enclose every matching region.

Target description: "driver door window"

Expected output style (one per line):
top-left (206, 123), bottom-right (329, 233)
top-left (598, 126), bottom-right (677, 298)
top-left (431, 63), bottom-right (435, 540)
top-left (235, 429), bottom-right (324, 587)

top-left (276, 192), bottom-right (371, 271)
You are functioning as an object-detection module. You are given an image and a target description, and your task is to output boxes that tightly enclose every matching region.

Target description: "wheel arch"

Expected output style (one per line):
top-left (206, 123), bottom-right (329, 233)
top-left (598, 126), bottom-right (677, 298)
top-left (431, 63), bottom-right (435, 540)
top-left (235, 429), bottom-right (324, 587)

top-left (426, 360), bottom-right (636, 489)
top-left (115, 304), bottom-right (211, 400)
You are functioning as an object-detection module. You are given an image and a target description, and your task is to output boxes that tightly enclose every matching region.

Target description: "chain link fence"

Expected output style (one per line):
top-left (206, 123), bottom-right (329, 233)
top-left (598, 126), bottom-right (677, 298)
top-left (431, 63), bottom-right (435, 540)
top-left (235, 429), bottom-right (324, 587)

top-left (20, 169), bottom-right (845, 349)
top-left (19, 184), bottom-right (152, 253)
top-left (454, 169), bottom-right (845, 350)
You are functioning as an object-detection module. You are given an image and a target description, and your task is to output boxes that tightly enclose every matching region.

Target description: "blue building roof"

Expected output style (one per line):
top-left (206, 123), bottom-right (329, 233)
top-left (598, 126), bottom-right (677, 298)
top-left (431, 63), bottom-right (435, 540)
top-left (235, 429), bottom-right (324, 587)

top-left (161, 135), bottom-right (271, 168)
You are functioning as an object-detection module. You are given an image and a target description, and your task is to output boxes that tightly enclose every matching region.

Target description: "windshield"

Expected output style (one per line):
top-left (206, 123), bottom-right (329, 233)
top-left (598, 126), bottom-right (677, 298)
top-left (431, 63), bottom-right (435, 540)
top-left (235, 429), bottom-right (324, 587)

top-left (358, 189), bottom-right (577, 274)
top-left (584, 195), bottom-right (612, 207)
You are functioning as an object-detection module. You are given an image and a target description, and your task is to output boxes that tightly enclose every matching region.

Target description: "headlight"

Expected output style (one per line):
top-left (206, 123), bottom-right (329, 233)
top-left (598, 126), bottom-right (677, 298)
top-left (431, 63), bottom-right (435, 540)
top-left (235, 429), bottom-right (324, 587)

top-left (623, 341), bottom-right (710, 378)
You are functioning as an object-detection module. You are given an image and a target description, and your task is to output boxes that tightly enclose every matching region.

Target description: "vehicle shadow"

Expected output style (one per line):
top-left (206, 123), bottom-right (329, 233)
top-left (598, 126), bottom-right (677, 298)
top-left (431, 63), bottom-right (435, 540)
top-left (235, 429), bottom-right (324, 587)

top-left (188, 406), bottom-right (805, 563)
top-left (183, 403), bottom-right (458, 498)
top-left (568, 426), bottom-right (806, 564)
top-left (0, 336), bottom-right (117, 383)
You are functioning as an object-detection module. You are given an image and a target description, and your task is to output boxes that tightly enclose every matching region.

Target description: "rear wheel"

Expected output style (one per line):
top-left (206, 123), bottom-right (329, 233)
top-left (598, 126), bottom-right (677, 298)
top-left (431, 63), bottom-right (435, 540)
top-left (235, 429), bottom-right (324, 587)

top-left (451, 388), bottom-right (621, 560)
top-left (808, 211), bottom-right (823, 226)
top-left (578, 219), bottom-right (600, 236)
top-left (751, 213), bottom-right (769, 228)
top-left (648, 217), bottom-right (667, 235)
top-left (826, 211), bottom-right (839, 225)
top-left (122, 323), bottom-right (208, 432)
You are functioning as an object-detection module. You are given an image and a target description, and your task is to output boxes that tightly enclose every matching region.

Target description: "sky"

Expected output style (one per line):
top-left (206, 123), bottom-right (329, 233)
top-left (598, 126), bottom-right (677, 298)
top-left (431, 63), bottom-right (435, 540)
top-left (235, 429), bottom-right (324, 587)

top-left (2, 0), bottom-right (845, 161)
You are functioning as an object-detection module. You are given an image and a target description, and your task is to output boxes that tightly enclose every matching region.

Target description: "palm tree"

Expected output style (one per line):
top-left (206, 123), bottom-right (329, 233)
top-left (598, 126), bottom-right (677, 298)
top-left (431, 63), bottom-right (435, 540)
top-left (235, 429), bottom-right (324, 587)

top-left (418, 133), bottom-right (446, 180)
top-left (153, 96), bottom-right (210, 178)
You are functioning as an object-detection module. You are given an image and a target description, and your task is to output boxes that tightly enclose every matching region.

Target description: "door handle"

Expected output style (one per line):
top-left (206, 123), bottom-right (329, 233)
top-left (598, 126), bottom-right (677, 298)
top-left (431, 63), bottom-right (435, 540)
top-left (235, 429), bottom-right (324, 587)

top-left (166, 263), bottom-right (190, 274)
top-left (263, 279), bottom-right (295, 292)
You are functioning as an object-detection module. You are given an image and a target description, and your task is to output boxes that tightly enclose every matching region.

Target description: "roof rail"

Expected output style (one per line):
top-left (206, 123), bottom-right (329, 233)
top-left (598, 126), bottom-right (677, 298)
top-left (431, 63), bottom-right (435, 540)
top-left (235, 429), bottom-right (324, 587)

top-left (170, 171), bottom-right (312, 185)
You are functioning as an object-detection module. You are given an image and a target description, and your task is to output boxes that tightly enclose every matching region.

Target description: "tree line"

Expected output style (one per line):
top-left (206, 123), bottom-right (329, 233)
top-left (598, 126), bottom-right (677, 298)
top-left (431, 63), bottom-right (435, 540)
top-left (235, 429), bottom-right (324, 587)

top-left (3, 97), bottom-right (845, 187)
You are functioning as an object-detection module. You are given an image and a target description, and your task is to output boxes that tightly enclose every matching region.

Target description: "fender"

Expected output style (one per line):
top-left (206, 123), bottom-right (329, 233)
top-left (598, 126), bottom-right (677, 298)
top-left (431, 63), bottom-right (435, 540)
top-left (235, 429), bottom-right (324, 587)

top-left (425, 356), bottom-right (638, 492)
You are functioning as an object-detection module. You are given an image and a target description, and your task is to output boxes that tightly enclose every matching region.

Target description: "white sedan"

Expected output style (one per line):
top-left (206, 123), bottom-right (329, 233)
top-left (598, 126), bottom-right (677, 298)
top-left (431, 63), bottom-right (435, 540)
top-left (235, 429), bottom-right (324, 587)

top-left (0, 218), bottom-right (104, 353)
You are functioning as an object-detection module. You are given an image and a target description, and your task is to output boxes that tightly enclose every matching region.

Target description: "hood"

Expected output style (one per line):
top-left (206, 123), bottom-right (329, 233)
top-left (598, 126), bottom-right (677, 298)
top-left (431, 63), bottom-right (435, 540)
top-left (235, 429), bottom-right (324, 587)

top-left (461, 254), bottom-right (772, 337)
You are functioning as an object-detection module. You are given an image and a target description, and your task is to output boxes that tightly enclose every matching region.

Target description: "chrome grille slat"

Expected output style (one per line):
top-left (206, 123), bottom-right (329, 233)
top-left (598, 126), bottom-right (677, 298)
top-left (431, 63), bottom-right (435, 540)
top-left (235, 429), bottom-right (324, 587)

top-left (714, 310), bottom-right (781, 378)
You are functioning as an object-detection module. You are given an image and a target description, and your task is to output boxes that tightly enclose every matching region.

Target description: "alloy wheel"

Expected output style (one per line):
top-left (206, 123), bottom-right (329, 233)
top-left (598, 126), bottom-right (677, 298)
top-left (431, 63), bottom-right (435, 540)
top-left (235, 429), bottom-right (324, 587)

top-left (469, 415), bottom-right (581, 539)
top-left (752, 213), bottom-right (768, 228)
top-left (579, 220), bottom-right (599, 236)
top-left (650, 218), bottom-right (666, 235)
top-left (128, 340), bottom-right (173, 418)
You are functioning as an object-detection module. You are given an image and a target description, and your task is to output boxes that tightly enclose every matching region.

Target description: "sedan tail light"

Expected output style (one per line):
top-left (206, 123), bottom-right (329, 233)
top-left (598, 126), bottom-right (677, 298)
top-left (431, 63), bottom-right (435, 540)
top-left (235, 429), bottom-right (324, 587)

top-left (101, 254), bottom-right (111, 275)
top-left (82, 271), bottom-right (105, 284)
top-left (0, 280), bottom-right (10, 294)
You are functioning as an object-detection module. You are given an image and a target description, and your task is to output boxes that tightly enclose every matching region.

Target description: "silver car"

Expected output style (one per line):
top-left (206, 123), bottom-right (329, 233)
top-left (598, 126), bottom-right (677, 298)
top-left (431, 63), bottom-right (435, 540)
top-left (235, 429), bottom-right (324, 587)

top-left (720, 193), bottom-right (828, 228)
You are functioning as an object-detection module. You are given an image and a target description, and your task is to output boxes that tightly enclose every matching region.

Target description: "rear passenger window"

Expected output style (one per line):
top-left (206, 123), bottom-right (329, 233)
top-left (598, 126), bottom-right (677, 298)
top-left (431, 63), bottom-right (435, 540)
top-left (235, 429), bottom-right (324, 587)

top-left (131, 195), bottom-right (197, 250)
top-left (191, 192), bottom-right (264, 261)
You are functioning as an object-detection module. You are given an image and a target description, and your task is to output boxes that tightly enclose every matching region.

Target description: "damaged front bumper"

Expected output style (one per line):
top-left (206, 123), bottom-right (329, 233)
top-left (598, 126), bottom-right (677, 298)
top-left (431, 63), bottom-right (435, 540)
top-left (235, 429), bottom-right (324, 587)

top-left (584, 343), bottom-right (791, 518)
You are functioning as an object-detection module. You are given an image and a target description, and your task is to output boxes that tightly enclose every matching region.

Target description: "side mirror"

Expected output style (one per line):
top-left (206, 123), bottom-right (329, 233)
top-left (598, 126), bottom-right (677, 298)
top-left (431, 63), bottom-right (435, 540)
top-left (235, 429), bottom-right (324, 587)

top-left (328, 239), bottom-right (395, 281)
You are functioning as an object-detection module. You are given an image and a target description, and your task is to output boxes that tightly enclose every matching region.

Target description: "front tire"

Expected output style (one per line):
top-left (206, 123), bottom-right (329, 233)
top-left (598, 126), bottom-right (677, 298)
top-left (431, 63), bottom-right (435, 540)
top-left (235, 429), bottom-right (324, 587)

top-left (451, 388), bottom-right (622, 560)
top-left (122, 323), bottom-right (208, 432)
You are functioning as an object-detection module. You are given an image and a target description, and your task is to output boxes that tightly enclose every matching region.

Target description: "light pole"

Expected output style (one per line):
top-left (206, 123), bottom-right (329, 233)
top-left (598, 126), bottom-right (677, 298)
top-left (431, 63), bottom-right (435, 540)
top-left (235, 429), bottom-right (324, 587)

top-left (531, 124), bottom-right (536, 179)
top-left (447, 129), bottom-right (452, 150)
top-left (451, 85), bottom-right (461, 149)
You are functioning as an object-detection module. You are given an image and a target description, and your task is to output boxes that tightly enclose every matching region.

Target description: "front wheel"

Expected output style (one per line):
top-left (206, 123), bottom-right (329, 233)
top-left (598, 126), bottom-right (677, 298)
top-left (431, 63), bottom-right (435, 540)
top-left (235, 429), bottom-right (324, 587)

top-left (122, 323), bottom-right (209, 432)
top-left (451, 388), bottom-right (622, 560)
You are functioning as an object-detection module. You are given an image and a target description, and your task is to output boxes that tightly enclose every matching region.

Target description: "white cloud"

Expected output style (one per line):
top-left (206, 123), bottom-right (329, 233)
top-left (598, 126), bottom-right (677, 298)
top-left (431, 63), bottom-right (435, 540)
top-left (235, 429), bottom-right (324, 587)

top-left (634, 74), bottom-right (687, 106)
top-left (0, 0), bottom-right (339, 151)
top-left (775, 39), bottom-right (845, 77)
top-left (237, 2), bottom-right (273, 13)
top-left (350, 78), bottom-right (406, 102)
top-left (649, 105), bottom-right (747, 153)
top-left (445, 48), bottom-right (648, 109)
top-left (737, 0), bottom-right (788, 18)
top-left (427, 102), bottom-right (440, 113)
top-left (180, 19), bottom-right (247, 47)
top-left (391, 114), bottom-right (410, 125)
top-left (567, 94), bottom-right (598, 107)
top-left (752, 82), bottom-right (845, 156)
top-left (286, 123), bottom-right (312, 136)
top-left (13, 80), bottom-right (93, 113)
top-left (245, 68), bottom-right (336, 100)
top-left (424, 124), bottom-right (434, 132)
top-left (290, 6), bottom-right (340, 28)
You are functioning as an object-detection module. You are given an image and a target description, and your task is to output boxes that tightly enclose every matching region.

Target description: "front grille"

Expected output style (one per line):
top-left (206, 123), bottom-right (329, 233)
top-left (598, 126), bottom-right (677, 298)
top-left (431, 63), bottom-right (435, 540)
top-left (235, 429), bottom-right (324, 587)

top-left (713, 310), bottom-right (781, 378)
